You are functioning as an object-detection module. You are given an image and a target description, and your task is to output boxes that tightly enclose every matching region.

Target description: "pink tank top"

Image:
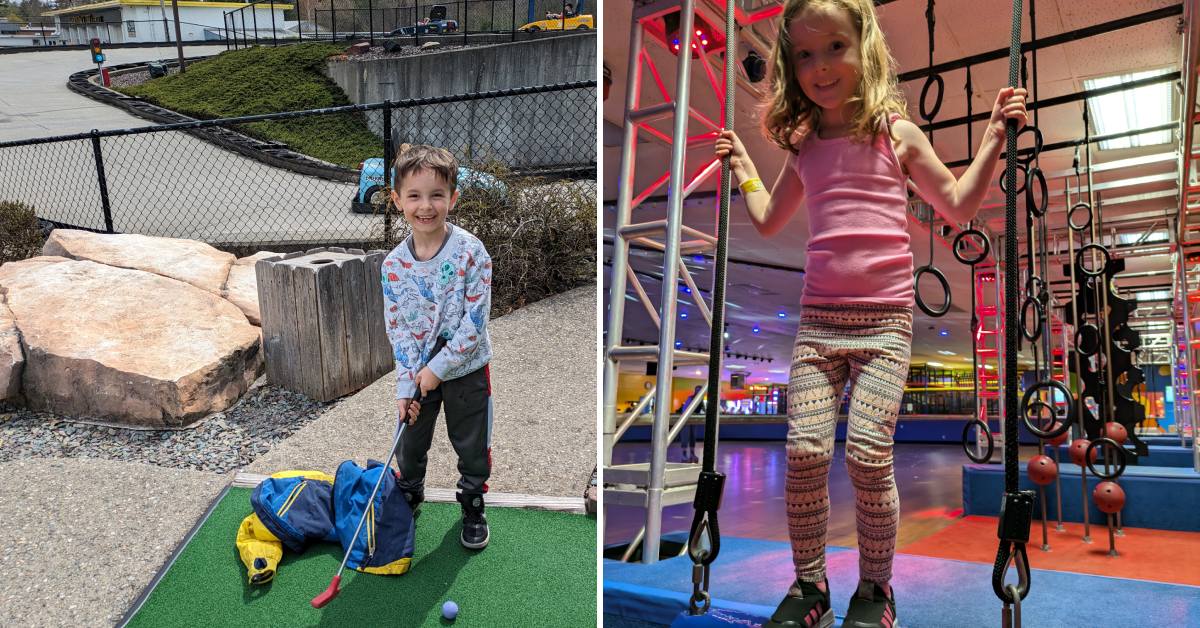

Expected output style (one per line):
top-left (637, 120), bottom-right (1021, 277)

top-left (792, 114), bottom-right (913, 306)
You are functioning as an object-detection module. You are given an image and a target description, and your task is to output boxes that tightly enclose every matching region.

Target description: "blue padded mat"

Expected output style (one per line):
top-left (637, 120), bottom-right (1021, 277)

top-left (603, 536), bottom-right (1200, 627)
top-left (1045, 443), bottom-right (1196, 468)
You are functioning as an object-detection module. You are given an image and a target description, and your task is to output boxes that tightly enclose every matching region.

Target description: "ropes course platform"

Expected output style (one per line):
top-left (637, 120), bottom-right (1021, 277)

top-left (963, 462), bottom-right (1200, 531)
top-left (602, 534), bottom-right (1200, 627)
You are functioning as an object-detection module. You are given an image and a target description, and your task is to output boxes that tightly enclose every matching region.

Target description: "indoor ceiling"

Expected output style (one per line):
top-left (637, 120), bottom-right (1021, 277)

top-left (602, 0), bottom-right (1185, 384)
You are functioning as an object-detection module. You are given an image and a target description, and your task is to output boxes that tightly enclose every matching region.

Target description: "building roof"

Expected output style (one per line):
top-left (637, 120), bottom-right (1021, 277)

top-left (43, 0), bottom-right (293, 17)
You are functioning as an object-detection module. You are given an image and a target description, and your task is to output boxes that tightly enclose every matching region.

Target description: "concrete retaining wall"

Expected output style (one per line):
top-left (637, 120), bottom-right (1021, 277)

top-left (327, 33), bottom-right (595, 170)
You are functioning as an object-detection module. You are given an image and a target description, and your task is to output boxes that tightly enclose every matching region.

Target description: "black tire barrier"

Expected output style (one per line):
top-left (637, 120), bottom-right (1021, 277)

top-left (1020, 295), bottom-right (1043, 342)
top-left (1076, 243), bottom-right (1110, 278)
top-left (953, 229), bottom-right (991, 265)
top-left (1015, 126), bottom-right (1043, 167)
top-left (914, 265), bottom-right (952, 316)
top-left (999, 161), bottom-right (1028, 195)
top-left (1025, 166), bottom-right (1047, 217)
top-left (1020, 380), bottom-right (1075, 439)
top-left (962, 418), bottom-right (994, 463)
top-left (1068, 202), bottom-right (1092, 232)
top-left (1075, 323), bottom-right (1101, 357)
top-left (920, 74), bottom-right (944, 121)
top-left (1085, 438), bottom-right (1127, 480)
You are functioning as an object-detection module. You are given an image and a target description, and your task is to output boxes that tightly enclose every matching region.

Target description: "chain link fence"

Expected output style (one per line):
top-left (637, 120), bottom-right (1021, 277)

top-left (0, 82), bottom-right (595, 257)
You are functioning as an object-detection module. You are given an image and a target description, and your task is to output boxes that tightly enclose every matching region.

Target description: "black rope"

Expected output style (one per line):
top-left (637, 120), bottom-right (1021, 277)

top-left (992, 0), bottom-right (1034, 609)
top-left (687, 0), bottom-right (734, 615)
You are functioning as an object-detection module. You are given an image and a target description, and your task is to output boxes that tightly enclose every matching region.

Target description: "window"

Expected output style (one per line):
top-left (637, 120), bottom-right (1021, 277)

top-left (1084, 68), bottom-right (1173, 150)
top-left (127, 21), bottom-right (136, 36)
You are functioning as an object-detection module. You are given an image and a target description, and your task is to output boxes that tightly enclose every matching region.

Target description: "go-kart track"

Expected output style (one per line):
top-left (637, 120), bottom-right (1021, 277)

top-left (1, 45), bottom-right (380, 246)
top-left (1, 45), bottom-right (594, 248)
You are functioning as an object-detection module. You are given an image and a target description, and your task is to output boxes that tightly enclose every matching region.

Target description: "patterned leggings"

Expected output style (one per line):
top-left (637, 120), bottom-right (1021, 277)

top-left (785, 303), bottom-right (912, 584)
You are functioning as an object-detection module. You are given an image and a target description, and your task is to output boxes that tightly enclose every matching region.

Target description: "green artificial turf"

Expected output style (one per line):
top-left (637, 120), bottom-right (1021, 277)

top-left (116, 43), bottom-right (381, 168)
top-left (125, 487), bottom-right (596, 627)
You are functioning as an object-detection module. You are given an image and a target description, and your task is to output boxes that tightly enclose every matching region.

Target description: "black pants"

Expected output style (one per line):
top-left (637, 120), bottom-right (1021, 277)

top-left (396, 364), bottom-right (492, 495)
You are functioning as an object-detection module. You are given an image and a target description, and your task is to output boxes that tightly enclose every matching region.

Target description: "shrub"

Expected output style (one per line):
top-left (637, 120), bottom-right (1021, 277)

top-left (375, 164), bottom-right (595, 316)
top-left (0, 201), bottom-right (45, 266)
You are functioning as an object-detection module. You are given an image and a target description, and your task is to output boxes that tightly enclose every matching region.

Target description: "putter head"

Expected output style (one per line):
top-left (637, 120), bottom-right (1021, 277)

top-left (310, 575), bottom-right (341, 609)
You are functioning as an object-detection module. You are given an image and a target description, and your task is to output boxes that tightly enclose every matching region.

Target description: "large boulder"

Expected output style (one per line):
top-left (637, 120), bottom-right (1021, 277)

top-left (43, 230), bottom-right (235, 297)
top-left (222, 251), bottom-right (279, 326)
top-left (0, 259), bottom-right (262, 427)
top-left (0, 298), bottom-right (21, 402)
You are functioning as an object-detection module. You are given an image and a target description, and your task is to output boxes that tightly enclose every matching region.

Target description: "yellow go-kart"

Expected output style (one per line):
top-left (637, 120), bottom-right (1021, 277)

top-left (519, 13), bottom-right (593, 32)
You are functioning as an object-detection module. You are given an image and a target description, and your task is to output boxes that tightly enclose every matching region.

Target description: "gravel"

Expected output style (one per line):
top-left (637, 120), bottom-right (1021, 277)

top-left (0, 382), bottom-right (343, 474)
top-left (343, 42), bottom-right (472, 62)
top-left (108, 66), bottom-right (180, 90)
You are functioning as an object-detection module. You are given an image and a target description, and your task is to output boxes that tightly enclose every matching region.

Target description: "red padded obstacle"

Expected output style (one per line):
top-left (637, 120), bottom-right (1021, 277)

top-left (1027, 455), bottom-right (1058, 485)
top-left (1046, 422), bottom-right (1070, 447)
top-left (1093, 481), bottom-right (1125, 514)
top-left (1069, 439), bottom-right (1096, 466)
top-left (1104, 422), bottom-right (1128, 445)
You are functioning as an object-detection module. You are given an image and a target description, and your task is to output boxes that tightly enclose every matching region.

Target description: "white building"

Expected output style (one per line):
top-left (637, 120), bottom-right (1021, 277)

top-left (43, 0), bottom-right (292, 45)
top-left (0, 18), bottom-right (62, 47)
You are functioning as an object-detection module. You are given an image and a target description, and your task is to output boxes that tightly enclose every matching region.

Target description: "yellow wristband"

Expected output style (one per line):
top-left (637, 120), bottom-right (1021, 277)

top-left (739, 178), bottom-right (766, 195)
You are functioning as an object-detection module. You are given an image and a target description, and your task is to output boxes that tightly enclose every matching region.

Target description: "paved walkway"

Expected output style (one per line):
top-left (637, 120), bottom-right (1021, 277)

top-left (0, 284), bottom-right (595, 627)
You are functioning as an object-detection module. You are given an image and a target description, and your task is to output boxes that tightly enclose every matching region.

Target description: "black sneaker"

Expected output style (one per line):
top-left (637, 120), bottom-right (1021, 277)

top-left (457, 491), bottom-right (489, 549)
top-left (843, 581), bottom-right (898, 628)
top-left (401, 486), bottom-right (424, 520)
top-left (763, 579), bottom-right (833, 628)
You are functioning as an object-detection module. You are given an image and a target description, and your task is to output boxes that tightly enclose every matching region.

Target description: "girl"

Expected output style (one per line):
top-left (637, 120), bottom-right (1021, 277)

top-left (714, 1), bottom-right (1026, 626)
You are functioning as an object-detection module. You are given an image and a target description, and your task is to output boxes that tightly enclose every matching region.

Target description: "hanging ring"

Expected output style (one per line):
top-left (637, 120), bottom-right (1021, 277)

top-left (953, 228), bottom-right (990, 266)
top-left (920, 73), bottom-right (944, 122)
top-left (999, 162), bottom-right (1028, 195)
top-left (1068, 202), bottom-right (1092, 232)
top-left (962, 417), bottom-right (994, 463)
top-left (1085, 438), bottom-right (1127, 480)
top-left (1075, 243), bottom-right (1109, 278)
top-left (1020, 295), bottom-right (1043, 342)
top-left (1020, 380), bottom-right (1075, 438)
top-left (1015, 126), bottom-right (1043, 166)
top-left (1025, 167), bottom-right (1048, 218)
top-left (914, 265), bottom-right (952, 317)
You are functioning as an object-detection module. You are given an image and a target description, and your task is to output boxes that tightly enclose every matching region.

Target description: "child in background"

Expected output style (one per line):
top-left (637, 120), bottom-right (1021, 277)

top-left (714, 1), bottom-right (1026, 625)
top-left (382, 145), bottom-right (495, 550)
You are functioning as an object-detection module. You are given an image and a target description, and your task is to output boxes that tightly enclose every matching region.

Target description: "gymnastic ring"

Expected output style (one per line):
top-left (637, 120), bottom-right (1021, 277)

top-left (962, 418), bottom-right (994, 463)
top-left (914, 265), bottom-right (952, 317)
top-left (1075, 243), bottom-right (1110, 278)
top-left (1025, 275), bottom-right (1045, 299)
top-left (1075, 323), bottom-right (1101, 357)
top-left (1020, 295), bottom-right (1043, 342)
top-left (1025, 166), bottom-right (1048, 218)
top-left (953, 229), bottom-right (990, 266)
top-left (1020, 380), bottom-right (1075, 439)
top-left (1068, 202), bottom-right (1092, 232)
top-left (999, 162), bottom-right (1028, 196)
top-left (1015, 126), bottom-right (1043, 167)
top-left (1085, 438), bottom-right (1127, 480)
top-left (920, 73), bottom-right (944, 121)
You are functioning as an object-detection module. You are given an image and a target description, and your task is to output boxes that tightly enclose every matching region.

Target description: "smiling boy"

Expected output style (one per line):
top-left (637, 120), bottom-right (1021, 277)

top-left (381, 145), bottom-right (495, 549)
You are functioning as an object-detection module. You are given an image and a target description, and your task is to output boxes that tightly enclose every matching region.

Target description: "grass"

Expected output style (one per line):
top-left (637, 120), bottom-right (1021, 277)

top-left (125, 486), bottom-right (597, 627)
top-left (116, 43), bottom-right (381, 168)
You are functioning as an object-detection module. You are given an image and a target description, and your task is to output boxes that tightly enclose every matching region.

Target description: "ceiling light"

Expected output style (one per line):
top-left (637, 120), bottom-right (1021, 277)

top-left (927, 361), bottom-right (944, 367)
top-left (937, 350), bottom-right (956, 356)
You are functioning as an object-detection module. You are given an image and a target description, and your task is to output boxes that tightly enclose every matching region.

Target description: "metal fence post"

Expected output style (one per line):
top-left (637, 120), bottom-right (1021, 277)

top-left (271, 0), bottom-right (277, 46)
top-left (241, 11), bottom-right (247, 48)
top-left (252, 2), bottom-right (259, 45)
top-left (383, 101), bottom-right (394, 242)
top-left (332, 4), bottom-right (337, 41)
top-left (89, 130), bottom-right (115, 234)
top-left (463, 0), bottom-right (468, 44)
top-left (368, 0), bottom-right (374, 45)
top-left (511, 0), bottom-right (516, 41)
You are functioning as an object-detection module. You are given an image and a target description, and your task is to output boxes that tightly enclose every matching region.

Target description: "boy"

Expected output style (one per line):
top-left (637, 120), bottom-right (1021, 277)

top-left (381, 145), bottom-right (494, 549)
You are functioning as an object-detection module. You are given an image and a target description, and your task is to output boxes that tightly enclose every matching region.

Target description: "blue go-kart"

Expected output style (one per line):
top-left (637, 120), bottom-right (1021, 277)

top-left (351, 157), bottom-right (505, 214)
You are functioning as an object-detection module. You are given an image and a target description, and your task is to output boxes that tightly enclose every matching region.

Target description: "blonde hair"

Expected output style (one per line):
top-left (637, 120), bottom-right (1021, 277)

top-left (762, 0), bottom-right (907, 152)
